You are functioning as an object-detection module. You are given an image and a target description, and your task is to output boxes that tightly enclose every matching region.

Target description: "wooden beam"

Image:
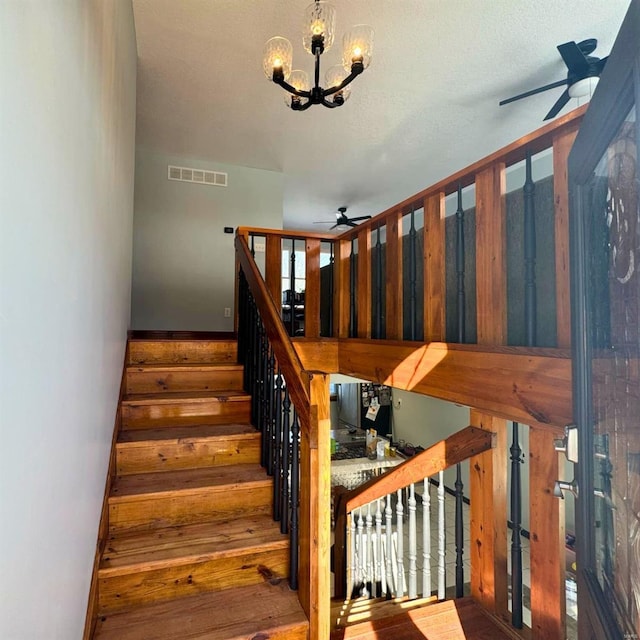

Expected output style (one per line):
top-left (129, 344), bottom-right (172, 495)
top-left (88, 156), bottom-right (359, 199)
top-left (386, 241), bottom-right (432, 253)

top-left (345, 427), bottom-right (494, 511)
top-left (423, 191), bottom-right (446, 342)
top-left (475, 163), bottom-right (507, 345)
top-left (385, 211), bottom-right (403, 340)
top-left (529, 425), bottom-right (566, 640)
top-left (338, 340), bottom-right (572, 429)
top-left (299, 373), bottom-right (331, 640)
top-left (293, 338), bottom-right (339, 373)
top-left (469, 411), bottom-right (508, 619)
top-left (305, 238), bottom-right (321, 338)
top-left (357, 227), bottom-right (372, 339)
top-left (553, 127), bottom-right (579, 349)
top-left (265, 234), bottom-right (282, 309)
top-left (335, 239), bottom-right (351, 339)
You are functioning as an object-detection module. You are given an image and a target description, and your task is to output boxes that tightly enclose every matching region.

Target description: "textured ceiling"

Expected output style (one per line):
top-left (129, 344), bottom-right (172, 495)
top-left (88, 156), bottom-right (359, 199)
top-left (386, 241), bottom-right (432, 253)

top-left (132, 0), bottom-right (630, 229)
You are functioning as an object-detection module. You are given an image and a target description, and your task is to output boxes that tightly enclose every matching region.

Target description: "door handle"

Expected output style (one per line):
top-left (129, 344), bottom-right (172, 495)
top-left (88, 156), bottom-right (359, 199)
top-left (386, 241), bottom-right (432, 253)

top-left (554, 424), bottom-right (579, 463)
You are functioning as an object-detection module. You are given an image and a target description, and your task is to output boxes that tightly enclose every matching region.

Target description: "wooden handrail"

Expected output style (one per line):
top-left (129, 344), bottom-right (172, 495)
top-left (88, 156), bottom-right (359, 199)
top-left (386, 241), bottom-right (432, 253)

top-left (340, 426), bottom-right (494, 513)
top-left (237, 226), bottom-right (337, 241)
top-left (235, 234), bottom-right (311, 428)
top-left (334, 104), bottom-right (587, 240)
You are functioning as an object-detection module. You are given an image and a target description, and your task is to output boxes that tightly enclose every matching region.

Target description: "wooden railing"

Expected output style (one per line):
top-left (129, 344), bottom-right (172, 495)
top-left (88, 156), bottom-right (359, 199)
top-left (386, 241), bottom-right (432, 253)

top-left (233, 105), bottom-right (586, 640)
top-left (333, 427), bottom-right (495, 601)
top-left (235, 235), bottom-right (331, 640)
top-left (238, 104), bottom-right (585, 352)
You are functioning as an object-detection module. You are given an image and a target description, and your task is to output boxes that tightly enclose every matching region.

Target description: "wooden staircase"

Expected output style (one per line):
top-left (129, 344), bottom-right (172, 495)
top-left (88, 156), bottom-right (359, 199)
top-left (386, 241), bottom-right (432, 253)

top-left (91, 334), bottom-right (308, 640)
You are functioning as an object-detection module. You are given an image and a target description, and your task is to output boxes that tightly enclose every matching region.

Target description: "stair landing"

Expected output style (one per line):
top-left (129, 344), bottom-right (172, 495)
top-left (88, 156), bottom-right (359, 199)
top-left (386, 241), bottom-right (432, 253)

top-left (331, 597), bottom-right (515, 640)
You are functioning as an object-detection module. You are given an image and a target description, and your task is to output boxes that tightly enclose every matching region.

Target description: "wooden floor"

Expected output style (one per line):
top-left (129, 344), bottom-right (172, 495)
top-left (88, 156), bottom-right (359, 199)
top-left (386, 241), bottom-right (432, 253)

top-left (331, 598), bottom-right (516, 640)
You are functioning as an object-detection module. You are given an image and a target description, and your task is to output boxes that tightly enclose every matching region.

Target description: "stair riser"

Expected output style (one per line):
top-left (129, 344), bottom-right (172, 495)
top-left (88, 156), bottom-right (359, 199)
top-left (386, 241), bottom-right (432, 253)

top-left (98, 548), bottom-right (289, 614)
top-left (121, 399), bottom-right (250, 429)
top-left (129, 340), bottom-right (237, 365)
top-left (125, 368), bottom-right (244, 395)
top-left (108, 485), bottom-right (273, 534)
top-left (116, 437), bottom-right (261, 474)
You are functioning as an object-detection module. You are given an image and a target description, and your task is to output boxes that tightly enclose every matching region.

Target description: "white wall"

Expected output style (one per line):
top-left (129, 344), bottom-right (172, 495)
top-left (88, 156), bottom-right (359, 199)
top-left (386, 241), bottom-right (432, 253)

top-left (131, 149), bottom-right (283, 330)
top-left (0, 2), bottom-right (137, 638)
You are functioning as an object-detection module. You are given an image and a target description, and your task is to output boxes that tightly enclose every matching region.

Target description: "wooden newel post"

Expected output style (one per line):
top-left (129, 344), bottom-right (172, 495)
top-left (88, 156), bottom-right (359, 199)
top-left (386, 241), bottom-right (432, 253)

top-left (299, 372), bottom-right (331, 640)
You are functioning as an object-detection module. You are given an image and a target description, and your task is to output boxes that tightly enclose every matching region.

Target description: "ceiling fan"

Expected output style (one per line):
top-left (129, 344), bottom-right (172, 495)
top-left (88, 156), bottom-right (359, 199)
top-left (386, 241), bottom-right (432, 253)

top-left (499, 38), bottom-right (608, 121)
top-left (313, 206), bottom-right (372, 230)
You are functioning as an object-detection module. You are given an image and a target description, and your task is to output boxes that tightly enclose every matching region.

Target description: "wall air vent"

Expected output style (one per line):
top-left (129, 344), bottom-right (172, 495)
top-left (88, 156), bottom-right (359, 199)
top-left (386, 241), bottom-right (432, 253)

top-left (167, 165), bottom-right (228, 187)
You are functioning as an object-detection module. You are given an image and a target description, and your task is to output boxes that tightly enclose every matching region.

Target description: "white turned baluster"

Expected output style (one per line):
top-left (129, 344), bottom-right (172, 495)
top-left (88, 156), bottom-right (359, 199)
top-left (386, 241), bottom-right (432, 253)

top-left (375, 499), bottom-right (382, 596)
top-left (357, 509), bottom-right (365, 595)
top-left (365, 504), bottom-right (373, 597)
top-left (437, 470), bottom-right (446, 599)
top-left (349, 510), bottom-right (357, 596)
top-left (408, 483), bottom-right (417, 599)
top-left (423, 479), bottom-right (431, 597)
top-left (385, 494), bottom-right (393, 597)
top-left (396, 488), bottom-right (405, 597)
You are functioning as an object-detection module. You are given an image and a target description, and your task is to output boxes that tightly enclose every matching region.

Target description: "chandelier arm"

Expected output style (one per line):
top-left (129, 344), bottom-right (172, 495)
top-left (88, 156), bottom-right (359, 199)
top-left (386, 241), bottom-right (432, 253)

top-left (322, 65), bottom-right (364, 97)
top-left (294, 99), bottom-right (315, 111)
top-left (314, 50), bottom-right (321, 90)
top-left (320, 98), bottom-right (342, 109)
top-left (273, 76), bottom-right (312, 99)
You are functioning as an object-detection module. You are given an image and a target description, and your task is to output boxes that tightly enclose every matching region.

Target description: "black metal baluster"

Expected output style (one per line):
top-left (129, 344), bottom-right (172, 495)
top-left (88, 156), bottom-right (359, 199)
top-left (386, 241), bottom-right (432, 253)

top-left (289, 408), bottom-right (300, 590)
top-left (375, 227), bottom-right (383, 339)
top-left (273, 367), bottom-right (283, 521)
top-left (250, 234), bottom-right (255, 258)
top-left (409, 208), bottom-right (417, 340)
top-left (510, 422), bottom-right (523, 628)
top-left (329, 243), bottom-right (335, 337)
top-left (266, 348), bottom-right (276, 475)
top-left (455, 464), bottom-right (464, 598)
top-left (349, 238), bottom-right (357, 337)
top-left (523, 149), bottom-right (537, 346)
top-left (456, 184), bottom-right (466, 343)
top-left (250, 300), bottom-right (259, 428)
top-left (280, 385), bottom-right (291, 535)
top-left (289, 238), bottom-right (297, 336)
top-left (259, 324), bottom-right (269, 466)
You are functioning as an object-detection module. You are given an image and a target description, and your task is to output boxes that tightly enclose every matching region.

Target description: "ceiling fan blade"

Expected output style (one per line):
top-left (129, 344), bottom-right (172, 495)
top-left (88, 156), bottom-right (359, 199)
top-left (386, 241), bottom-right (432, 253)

top-left (543, 88), bottom-right (571, 121)
top-left (499, 78), bottom-right (568, 106)
top-left (347, 215), bottom-right (372, 222)
top-left (313, 221), bottom-right (332, 224)
top-left (346, 220), bottom-right (357, 227)
top-left (330, 223), bottom-right (339, 230)
top-left (557, 41), bottom-right (590, 75)
top-left (596, 55), bottom-right (609, 74)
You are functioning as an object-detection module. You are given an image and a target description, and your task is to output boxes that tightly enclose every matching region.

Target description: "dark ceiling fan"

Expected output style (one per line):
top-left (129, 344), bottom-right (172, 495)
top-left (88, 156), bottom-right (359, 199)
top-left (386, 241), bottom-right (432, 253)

top-left (313, 206), bottom-right (372, 230)
top-left (499, 38), bottom-right (608, 121)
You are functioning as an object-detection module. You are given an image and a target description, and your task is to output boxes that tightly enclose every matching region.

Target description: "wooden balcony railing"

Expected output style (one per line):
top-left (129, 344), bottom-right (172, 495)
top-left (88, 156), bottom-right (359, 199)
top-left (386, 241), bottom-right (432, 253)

top-left (234, 105), bottom-right (586, 640)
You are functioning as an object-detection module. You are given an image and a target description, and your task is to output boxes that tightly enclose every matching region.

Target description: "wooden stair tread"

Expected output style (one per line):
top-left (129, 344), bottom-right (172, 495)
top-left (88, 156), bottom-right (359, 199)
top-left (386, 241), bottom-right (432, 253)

top-left (94, 581), bottom-right (308, 640)
top-left (123, 390), bottom-right (250, 405)
top-left (100, 514), bottom-right (287, 575)
top-left (127, 363), bottom-right (242, 372)
top-left (118, 424), bottom-right (257, 444)
top-left (330, 597), bottom-right (514, 640)
top-left (111, 464), bottom-right (269, 499)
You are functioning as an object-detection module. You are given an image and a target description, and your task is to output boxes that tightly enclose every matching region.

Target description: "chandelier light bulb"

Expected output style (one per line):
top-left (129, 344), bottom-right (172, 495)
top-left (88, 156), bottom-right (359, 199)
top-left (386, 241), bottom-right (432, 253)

top-left (303, 2), bottom-right (336, 54)
top-left (263, 36), bottom-right (293, 81)
top-left (342, 25), bottom-right (374, 71)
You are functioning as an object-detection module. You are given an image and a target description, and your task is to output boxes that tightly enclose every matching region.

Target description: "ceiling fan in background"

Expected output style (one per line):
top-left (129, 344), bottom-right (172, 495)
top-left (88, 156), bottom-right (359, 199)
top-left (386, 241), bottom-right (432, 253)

top-left (499, 38), bottom-right (609, 121)
top-left (314, 206), bottom-right (372, 230)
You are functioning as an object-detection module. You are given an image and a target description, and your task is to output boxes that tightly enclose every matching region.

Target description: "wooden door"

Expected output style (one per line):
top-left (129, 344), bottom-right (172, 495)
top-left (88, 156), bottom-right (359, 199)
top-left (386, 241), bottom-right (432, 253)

top-left (569, 2), bottom-right (640, 638)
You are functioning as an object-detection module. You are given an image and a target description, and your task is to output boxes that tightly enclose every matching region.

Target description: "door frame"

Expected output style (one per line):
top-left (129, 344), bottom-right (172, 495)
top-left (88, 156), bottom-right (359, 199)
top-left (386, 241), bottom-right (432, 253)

top-left (568, 1), bottom-right (640, 638)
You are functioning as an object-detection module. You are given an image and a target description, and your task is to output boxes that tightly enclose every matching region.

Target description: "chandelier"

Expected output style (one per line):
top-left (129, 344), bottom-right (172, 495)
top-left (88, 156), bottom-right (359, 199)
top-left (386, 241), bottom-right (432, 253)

top-left (262, 1), bottom-right (373, 110)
